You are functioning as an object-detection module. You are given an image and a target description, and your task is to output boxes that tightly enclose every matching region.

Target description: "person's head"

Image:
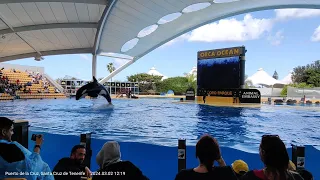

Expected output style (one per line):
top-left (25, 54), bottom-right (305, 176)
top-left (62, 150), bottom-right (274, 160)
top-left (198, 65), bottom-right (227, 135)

top-left (259, 135), bottom-right (289, 171)
top-left (196, 134), bottom-right (221, 172)
top-left (70, 145), bottom-right (86, 165)
top-left (96, 141), bottom-right (121, 168)
top-left (0, 117), bottom-right (14, 141)
top-left (297, 169), bottom-right (313, 180)
top-left (232, 160), bottom-right (249, 178)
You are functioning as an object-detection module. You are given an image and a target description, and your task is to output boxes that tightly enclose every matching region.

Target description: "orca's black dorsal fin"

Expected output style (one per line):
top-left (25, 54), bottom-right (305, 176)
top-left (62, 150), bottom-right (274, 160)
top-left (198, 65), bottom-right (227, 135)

top-left (93, 76), bottom-right (98, 82)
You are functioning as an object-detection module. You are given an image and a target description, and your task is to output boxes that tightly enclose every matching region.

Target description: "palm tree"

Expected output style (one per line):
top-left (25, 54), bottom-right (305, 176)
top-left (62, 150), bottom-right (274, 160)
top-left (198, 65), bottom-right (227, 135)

top-left (107, 63), bottom-right (115, 74)
top-left (107, 63), bottom-right (116, 94)
top-left (184, 73), bottom-right (196, 89)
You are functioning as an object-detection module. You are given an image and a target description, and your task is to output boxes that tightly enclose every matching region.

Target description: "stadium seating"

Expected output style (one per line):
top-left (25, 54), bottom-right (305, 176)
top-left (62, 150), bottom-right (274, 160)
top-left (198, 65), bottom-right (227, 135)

top-left (1, 69), bottom-right (66, 100)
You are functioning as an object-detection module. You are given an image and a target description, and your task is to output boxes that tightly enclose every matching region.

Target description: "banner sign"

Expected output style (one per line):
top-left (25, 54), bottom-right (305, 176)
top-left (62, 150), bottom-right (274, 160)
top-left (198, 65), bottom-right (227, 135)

top-left (185, 88), bottom-right (195, 100)
top-left (198, 46), bottom-right (245, 60)
top-left (239, 89), bottom-right (261, 103)
top-left (197, 89), bottom-right (237, 97)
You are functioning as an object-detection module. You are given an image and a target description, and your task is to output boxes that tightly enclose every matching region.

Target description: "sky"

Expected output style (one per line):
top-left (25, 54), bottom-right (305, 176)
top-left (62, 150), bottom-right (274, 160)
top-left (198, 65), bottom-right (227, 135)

top-left (4, 7), bottom-right (320, 82)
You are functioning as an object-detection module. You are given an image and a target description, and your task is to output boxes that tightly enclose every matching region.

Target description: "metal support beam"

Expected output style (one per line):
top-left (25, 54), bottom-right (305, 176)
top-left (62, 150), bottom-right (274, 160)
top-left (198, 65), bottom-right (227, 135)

top-left (92, 55), bottom-right (97, 80)
top-left (93, 0), bottom-right (116, 55)
top-left (99, 53), bottom-right (133, 61)
top-left (99, 58), bottom-right (135, 84)
top-left (0, 48), bottom-right (92, 62)
top-left (0, 23), bottom-right (98, 35)
top-left (0, 0), bottom-right (107, 5)
top-left (0, 12), bottom-right (41, 56)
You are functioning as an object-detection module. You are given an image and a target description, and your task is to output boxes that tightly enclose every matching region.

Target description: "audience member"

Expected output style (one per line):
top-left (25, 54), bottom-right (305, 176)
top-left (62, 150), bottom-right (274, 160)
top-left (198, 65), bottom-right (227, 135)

top-left (288, 160), bottom-right (296, 171)
top-left (53, 145), bottom-right (92, 180)
top-left (0, 117), bottom-right (53, 180)
top-left (297, 169), bottom-right (313, 180)
top-left (175, 134), bottom-right (237, 180)
top-left (240, 135), bottom-right (303, 180)
top-left (93, 141), bottom-right (149, 180)
top-left (232, 160), bottom-right (249, 179)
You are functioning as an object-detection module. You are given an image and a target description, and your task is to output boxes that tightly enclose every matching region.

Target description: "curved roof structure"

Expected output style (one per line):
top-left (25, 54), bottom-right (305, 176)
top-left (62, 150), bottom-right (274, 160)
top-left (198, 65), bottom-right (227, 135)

top-left (0, 0), bottom-right (319, 81)
top-left (0, 0), bottom-right (110, 62)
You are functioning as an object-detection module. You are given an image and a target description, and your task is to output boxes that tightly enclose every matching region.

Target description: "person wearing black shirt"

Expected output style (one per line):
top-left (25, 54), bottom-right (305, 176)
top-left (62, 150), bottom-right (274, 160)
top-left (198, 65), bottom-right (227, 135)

top-left (175, 134), bottom-right (237, 180)
top-left (53, 145), bottom-right (92, 180)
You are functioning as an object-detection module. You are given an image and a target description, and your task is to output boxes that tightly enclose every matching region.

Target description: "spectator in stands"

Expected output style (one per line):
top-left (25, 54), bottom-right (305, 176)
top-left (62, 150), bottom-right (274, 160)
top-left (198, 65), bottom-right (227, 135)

top-left (93, 141), bottom-right (149, 180)
top-left (240, 135), bottom-right (303, 180)
top-left (0, 117), bottom-right (53, 180)
top-left (232, 160), bottom-right (249, 179)
top-left (53, 145), bottom-right (92, 180)
top-left (175, 134), bottom-right (237, 180)
top-left (297, 169), bottom-right (313, 180)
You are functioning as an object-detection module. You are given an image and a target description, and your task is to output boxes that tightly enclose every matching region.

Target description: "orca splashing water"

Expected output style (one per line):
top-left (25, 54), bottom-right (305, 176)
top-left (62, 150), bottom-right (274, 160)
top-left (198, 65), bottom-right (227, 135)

top-left (76, 76), bottom-right (112, 104)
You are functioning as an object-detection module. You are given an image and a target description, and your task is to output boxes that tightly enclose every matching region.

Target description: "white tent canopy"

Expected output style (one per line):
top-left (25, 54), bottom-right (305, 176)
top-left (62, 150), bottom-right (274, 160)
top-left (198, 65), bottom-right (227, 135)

top-left (147, 67), bottom-right (168, 80)
top-left (281, 70), bottom-right (293, 84)
top-left (188, 67), bottom-right (197, 76)
top-left (246, 68), bottom-right (284, 86)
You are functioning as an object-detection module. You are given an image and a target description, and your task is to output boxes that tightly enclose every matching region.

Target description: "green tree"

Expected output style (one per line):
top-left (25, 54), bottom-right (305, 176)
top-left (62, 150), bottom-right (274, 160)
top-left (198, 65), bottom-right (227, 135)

top-left (184, 73), bottom-right (197, 90)
top-left (107, 63), bottom-right (116, 82)
top-left (292, 60), bottom-right (320, 86)
top-left (127, 73), bottom-right (162, 83)
top-left (127, 73), bottom-right (163, 92)
top-left (305, 68), bottom-right (320, 87)
top-left (156, 77), bottom-right (189, 95)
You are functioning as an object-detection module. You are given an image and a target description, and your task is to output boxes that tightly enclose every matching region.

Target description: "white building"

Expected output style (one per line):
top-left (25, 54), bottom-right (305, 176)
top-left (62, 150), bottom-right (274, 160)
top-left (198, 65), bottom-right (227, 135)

top-left (188, 66), bottom-right (197, 76)
top-left (246, 68), bottom-right (284, 87)
top-left (147, 67), bottom-right (168, 80)
top-left (281, 70), bottom-right (293, 85)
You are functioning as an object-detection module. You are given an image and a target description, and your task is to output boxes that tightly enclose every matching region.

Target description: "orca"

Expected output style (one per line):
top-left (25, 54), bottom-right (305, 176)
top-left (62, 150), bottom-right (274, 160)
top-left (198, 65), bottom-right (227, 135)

top-left (76, 76), bottom-right (112, 104)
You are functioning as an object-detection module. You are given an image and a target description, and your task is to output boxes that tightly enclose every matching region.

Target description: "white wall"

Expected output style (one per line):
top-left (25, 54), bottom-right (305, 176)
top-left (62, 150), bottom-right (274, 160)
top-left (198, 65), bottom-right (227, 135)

top-left (251, 88), bottom-right (282, 97)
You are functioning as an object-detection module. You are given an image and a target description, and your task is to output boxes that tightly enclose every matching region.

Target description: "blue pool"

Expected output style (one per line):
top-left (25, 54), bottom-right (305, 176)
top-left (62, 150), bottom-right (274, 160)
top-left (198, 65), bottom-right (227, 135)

top-left (1, 98), bottom-right (320, 179)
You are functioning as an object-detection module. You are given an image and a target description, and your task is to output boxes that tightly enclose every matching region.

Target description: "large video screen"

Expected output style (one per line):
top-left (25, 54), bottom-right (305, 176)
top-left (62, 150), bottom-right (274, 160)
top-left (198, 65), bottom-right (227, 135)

top-left (197, 56), bottom-right (240, 89)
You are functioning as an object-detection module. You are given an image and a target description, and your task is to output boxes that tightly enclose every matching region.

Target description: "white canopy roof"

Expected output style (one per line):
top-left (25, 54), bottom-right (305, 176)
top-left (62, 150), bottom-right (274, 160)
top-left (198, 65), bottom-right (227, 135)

top-left (0, 0), bottom-right (318, 64)
top-left (189, 66), bottom-right (197, 76)
top-left (147, 67), bottom-right (168, 80)
top-left (246, 68), bottom-right (284, 86)
top-left (281, 70), bottom-right (293, 85)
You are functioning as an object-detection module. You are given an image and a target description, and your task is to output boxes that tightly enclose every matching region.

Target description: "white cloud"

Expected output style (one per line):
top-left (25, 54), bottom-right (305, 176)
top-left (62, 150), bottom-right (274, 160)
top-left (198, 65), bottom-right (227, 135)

top-left (78, 54), bottom-right (90, 61)
top-left (161, 33), bottom-right (191, 48)
top-left (275, 9), bottom-right (320, 20)
top-left (311, 26), bottom-right (320, 41)
top-left (188, 14), bottom-right (273, 42)
top-left (267, 30), bottom-right (284, 46)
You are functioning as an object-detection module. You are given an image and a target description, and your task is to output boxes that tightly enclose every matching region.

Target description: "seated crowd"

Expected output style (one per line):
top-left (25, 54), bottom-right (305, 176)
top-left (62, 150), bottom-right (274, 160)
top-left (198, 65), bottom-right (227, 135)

top-left (0, 67), bottom-right (56, 96)
top-left (0, 117), bottom-right (314, 180)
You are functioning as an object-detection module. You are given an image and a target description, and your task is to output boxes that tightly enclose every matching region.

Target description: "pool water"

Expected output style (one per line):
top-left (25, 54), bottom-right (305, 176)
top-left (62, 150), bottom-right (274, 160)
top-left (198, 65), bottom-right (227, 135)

top-left (1, 98), bottom-right (319, 152)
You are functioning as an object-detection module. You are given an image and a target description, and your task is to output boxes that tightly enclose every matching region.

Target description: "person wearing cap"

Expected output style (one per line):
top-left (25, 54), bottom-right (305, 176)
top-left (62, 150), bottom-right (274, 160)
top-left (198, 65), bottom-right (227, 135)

top-left (232, 160), bottom-right (249, 179)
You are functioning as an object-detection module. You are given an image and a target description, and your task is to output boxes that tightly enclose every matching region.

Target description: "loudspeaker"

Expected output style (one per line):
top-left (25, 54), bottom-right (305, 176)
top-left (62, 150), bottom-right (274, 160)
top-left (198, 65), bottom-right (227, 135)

top-left (12, 120), bottom-right (29, 148)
